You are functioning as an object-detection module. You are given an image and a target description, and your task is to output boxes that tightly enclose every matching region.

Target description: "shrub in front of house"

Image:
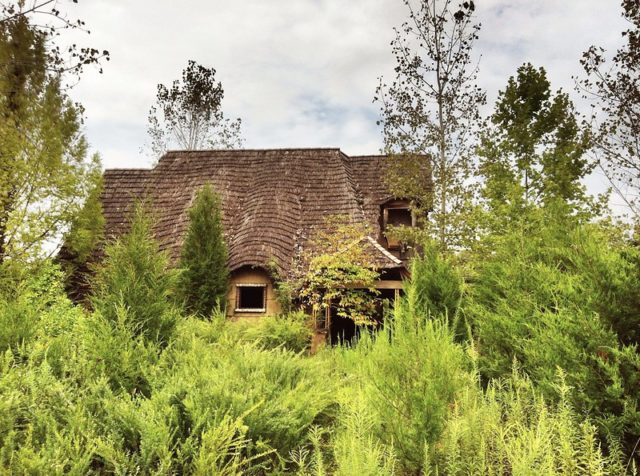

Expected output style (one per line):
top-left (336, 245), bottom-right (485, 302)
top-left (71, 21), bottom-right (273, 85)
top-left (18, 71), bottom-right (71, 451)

top-left (232, 312), bottom-right (313, 353)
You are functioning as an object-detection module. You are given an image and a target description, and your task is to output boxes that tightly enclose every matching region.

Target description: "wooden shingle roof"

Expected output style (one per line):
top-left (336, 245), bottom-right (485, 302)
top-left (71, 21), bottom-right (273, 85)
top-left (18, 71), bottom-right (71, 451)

top-left (101, 148), bottom-right (418, 275)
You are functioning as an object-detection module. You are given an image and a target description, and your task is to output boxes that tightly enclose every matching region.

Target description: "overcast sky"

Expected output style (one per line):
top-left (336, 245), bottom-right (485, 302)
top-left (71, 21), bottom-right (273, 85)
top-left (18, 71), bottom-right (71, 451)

top-left (67, 0), bottom-right (627, 176)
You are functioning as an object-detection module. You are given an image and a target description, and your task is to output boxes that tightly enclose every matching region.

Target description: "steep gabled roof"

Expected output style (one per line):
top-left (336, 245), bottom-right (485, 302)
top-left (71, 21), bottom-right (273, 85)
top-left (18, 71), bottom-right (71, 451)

top-left (101, 148), bottom-right (419, 276)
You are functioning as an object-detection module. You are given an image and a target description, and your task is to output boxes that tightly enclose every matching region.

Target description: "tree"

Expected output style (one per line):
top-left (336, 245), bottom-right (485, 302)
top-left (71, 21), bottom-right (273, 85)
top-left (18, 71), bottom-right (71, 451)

top-left (580, 0), bottom-right (640, 218)
top-left (376, 0), bottom-right (485, 250)
top-left (478, 63), bottom-right (594, 218)
top-left (58, 168), bottom-right (105, 302)
top-left (465, 208), bottom-right (640, 459)
top-left (91, 202), bottom-right (177, 346)
top-left (298, 216), bottom-right (380, 325)
top-left (147, 60), bottom-right (244, 158)
top-left (177, 183), bottom-right (229, 317)
top-left (0, 2), bottom-right (108, 264)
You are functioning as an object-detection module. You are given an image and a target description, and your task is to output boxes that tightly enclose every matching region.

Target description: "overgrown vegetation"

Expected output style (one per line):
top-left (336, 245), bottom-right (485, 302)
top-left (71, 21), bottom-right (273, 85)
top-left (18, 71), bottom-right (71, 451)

top-left (297, 216), bottom-right (380, 325)
top-left (2, 217), bottom-right (637, 473)
top-left (3, 0), bottom-right (640, 474)
top-left (178, 183), bottom-right (229, 317)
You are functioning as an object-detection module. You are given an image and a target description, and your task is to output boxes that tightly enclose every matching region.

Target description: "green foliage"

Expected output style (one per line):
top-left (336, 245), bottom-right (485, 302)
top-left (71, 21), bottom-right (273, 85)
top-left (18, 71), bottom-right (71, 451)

top-left (268, 258), bottom-right (296, 315)
top-left (479, 63), bottom-right (595, 218)
top-left (0, 11), bottom-right (104, 264)
top-left (376, 0), bottom-right (485, 249)
top-left (0, 260), bottom-right (336, 474)
top-left (427, 370), bottom-right (626, 475)
top-left (233, 312), bottom-right (313, 353)
top-left (63, 168), bottom-right (105, 266)
top-left (0, 261), bottom-right (75, 358)
top-left (178, 183), bottom-right (229, 317)
top-left (0, 242), bottom-right (635, 473)
top-left (91, 202), bottom-right (178, 346)
top-left (466, 208), bottom-right (640, 453)
top-left (298, 215), bottom-right (380, 325)
top-left (159, 326), bottom-right (336, 470)
top-left (406, 241), bottom-right (463, 325)
top-left (60, 167), bottom-right (105, 302)
top-left (2, 204), bottom-right (639, 474)
top-left (336, 304), bottom-right (474, 472)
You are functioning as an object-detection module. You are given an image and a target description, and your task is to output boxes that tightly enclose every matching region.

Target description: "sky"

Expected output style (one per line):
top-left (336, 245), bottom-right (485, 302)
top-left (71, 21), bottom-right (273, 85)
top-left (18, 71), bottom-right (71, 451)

top-left (64, 0), bottom-right (628, 176)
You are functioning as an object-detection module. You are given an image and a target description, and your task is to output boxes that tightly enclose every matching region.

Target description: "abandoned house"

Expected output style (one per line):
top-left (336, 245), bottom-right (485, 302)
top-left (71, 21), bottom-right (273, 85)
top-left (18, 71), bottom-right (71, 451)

top-left (100, 148), bottom-right (428, 341)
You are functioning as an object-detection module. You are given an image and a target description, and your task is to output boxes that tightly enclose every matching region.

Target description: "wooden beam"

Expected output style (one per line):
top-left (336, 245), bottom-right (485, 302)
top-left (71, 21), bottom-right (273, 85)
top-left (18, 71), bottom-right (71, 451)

top-left (374, 280), bottom-right (404, 289)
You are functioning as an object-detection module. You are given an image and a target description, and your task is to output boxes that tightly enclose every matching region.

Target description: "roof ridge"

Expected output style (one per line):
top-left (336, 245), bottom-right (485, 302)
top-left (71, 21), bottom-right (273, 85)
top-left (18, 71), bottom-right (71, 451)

top-left (163, 147), bottom-right (344, 154)
top-left (366, 236), bottom-right (403, 266)
top-left (338, 150), bottom-right (367, 222)
top-left (104, 168), bottom-right (152, 172)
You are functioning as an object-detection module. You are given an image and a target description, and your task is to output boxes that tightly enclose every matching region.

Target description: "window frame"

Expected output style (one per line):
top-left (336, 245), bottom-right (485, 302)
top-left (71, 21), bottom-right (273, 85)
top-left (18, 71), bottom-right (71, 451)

top-left (235, 283), bottom-right (267, 313)
top-left (382, 202), bottom-right (414, 250)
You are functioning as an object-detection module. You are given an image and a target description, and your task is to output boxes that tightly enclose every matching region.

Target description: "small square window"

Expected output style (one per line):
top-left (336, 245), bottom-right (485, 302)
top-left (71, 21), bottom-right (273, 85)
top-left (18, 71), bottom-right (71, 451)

top-left (236, 284), bottom-right (266, 312)
top-left (384, 207), bottom-right (413, 249)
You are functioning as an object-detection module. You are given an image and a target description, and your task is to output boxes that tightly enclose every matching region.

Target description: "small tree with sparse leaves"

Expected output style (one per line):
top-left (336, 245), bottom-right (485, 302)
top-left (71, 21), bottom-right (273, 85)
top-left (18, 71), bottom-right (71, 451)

top-left (579, 0), bottom-right (640, 219)
top-left (298, 216), bottom-right (380, 325)
top-left (146, 60), bottom-right (243, 159)
top-left (376, 0), bottom-right (485, 251)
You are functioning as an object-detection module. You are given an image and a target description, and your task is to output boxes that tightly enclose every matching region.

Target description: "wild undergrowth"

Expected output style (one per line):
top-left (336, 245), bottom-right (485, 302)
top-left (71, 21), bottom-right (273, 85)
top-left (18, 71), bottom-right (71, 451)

top-left (1, 207), bottom-right (639, 474)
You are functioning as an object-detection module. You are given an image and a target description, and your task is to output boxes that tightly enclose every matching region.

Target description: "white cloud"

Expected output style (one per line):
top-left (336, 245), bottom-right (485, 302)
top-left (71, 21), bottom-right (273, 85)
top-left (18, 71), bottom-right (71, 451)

top-left (63, 0), bottom-right (627, 178)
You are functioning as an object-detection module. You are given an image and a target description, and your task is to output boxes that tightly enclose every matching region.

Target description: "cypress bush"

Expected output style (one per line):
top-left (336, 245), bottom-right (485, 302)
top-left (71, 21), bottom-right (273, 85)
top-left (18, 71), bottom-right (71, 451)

top-left (91, 202), bottom-right (178, 346)
top-left (465, 209), bottom-right (640, 457)
top-left (178, 183), bottom-right (229, 317)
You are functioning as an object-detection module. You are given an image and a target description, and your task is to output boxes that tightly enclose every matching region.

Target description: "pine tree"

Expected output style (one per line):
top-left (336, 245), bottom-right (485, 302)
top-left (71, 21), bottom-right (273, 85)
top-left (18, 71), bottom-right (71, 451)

top-left (178, 183), bottom-right (229, 317)
top-left (91, 202), bottom-right (177, 345)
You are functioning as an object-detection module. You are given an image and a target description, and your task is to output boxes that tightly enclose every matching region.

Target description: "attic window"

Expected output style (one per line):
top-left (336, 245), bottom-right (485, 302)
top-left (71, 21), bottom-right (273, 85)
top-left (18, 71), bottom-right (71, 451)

top-left (235, 284), bottom-right (267, 313)
top-left (383, 205), bottom-right (413, 250)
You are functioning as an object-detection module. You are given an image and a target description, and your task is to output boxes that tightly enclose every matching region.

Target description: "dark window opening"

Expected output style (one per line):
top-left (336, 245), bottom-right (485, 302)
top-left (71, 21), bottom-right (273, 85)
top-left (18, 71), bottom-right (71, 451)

top-left (236, 285), bottom-right (266, 312)
top-left (384, 207), bottom-right (412, 249)
top-left (387, 208), bottom-right (412, 227)
top-left (328, 289), bottom-right (402, 345)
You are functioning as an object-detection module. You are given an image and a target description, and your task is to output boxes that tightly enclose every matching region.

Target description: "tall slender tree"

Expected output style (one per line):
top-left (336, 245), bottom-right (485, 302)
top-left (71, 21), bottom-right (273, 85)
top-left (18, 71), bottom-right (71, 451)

top-left (376, 0), bottom-right (485, 250)
top-left (478, 64), bottom-right (594, 219)
top-left (147, 61), bottom-right (244, 159)
top-left (178, 183), bottom-right (229, 317)
top-left (580, 0), bottom-right (640, 219)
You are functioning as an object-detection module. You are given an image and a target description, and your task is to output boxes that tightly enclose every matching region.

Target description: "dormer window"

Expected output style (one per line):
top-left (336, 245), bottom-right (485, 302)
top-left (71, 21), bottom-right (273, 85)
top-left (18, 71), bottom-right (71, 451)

top-left (382, 201), bottom-right (414, 250)
top-left (235, 284), bottom-right (267, 313)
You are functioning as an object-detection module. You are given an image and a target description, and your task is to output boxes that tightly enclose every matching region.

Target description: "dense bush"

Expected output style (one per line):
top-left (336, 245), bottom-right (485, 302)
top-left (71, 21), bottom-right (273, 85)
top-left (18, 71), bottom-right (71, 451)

top-left (0, 266), bottom-right (336, 474)
top-left (233, 312), bottom-right (313, 353)
top-left (91, 202), bottom-right (179, 346)
top-left (465, 208), bottom-right (640, 457)
top-left (295, 290), bottom-right (622, 475)
top-left (1, 204), bottom-right (638, 473)
top-left (406, 241), bottom-right (463, 321)
top-left (339, 311), bottom-right (473, 472)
